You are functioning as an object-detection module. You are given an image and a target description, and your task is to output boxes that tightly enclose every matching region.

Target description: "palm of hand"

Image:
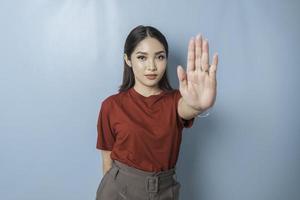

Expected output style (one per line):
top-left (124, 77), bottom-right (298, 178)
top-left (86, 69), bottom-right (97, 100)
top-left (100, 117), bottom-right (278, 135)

top-left (177, 34), bottom-right (219, 111)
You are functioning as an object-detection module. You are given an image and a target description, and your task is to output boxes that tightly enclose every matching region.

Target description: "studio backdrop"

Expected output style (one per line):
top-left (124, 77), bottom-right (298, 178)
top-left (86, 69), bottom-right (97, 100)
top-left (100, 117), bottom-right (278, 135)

top-left (0, 0), bottom-right (299, 200)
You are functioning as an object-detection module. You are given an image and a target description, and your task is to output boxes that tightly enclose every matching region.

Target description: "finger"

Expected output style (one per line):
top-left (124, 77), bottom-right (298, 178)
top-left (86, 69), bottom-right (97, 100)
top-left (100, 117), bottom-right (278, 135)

top-left (201, 38), bottom-right (209, 72)
top-left (177, 65), bottom-right (187, 89)
top-left (195, 33), bottom-right (202, 71)
top-left (209, 53), bottom-right (218, 79)
top-left (187, 37), bottom-right (195, 72)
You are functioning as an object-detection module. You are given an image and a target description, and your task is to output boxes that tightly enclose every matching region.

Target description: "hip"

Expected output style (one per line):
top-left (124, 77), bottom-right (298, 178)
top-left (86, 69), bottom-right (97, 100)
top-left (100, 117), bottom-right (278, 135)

top-left (96, 159), bottom-right (181, 200)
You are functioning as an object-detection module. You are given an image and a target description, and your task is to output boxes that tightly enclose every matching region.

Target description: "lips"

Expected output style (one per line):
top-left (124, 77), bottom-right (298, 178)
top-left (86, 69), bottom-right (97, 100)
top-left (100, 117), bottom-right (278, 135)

top-left (145, 74), bottom-right (157, 80)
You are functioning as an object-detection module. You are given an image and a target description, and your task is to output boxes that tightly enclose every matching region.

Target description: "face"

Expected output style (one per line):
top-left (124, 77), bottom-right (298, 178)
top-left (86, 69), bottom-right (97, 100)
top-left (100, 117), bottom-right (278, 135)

top-left (124, 37), bottom-right (167, 90)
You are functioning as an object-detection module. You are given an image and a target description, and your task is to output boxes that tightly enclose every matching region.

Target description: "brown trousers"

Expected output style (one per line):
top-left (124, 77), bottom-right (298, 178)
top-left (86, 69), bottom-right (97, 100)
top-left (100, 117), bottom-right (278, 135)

top-left (96, 160), bottom-right (181, 200)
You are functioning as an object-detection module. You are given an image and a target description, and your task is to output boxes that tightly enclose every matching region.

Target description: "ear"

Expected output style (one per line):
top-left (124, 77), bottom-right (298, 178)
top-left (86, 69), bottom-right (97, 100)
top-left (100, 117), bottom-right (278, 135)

top-left (124, 54), bottom-right (132, 67)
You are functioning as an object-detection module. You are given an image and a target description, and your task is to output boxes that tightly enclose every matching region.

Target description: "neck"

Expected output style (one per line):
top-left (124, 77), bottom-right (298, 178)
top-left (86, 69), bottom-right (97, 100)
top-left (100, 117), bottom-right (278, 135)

top-left (133, 85), bottom-right (162, 96)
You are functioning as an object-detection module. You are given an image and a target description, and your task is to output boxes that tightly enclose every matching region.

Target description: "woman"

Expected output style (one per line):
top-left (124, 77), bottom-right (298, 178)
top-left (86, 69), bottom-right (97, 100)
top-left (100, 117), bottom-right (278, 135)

top-left (96, 25), bottom-right (218, 200)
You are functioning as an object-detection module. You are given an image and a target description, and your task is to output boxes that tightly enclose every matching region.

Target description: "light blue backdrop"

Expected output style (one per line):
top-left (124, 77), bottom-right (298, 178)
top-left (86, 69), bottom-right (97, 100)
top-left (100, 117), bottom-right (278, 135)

top-left (0, 0), bottom-right (299, 199)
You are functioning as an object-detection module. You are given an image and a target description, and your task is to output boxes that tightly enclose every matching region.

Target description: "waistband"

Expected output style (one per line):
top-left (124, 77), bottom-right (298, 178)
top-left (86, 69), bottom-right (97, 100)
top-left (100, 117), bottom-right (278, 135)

top-left (109, 159), bottom-right (177, 193)
top-left (112, 159), bottom-right (176, 178)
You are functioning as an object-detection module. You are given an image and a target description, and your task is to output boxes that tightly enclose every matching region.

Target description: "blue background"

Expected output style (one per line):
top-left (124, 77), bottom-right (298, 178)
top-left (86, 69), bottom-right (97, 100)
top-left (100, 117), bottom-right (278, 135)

top-left (0, 0), bottom-right (299, 199)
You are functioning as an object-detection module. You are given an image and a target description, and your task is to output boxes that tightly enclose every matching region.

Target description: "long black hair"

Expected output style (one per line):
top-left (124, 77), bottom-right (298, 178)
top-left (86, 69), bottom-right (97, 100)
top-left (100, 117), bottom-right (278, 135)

top-left (118, 25), bottom-right (173, 92)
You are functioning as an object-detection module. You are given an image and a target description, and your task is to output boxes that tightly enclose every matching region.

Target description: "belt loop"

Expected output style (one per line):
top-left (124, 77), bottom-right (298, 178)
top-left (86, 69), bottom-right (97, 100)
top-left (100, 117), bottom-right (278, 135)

top-left (145, 176), bottom-right (159, 193)
top-left (173, 172), bottom-right (177, 181)
top-left (109, 166), bottom-right (120, 180)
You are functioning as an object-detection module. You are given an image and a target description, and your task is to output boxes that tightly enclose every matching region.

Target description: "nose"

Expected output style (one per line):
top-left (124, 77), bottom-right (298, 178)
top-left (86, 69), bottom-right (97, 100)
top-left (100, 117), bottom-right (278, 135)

top-left (147, 59), bottom-right (157, 71)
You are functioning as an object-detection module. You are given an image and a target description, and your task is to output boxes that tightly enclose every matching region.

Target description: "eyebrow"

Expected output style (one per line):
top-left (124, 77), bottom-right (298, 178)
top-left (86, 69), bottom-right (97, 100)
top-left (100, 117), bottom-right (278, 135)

top-left (136, 51), bottom-right (166, 55)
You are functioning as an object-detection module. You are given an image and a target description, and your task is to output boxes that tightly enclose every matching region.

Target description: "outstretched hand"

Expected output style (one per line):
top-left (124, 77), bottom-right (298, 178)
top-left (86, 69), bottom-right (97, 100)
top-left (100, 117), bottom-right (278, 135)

top-left (177, 34), bottom-right (219, 111)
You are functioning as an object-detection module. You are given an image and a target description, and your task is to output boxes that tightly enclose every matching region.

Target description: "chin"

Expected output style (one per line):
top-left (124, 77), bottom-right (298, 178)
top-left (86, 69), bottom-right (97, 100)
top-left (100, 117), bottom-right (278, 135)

top-left (144, 81), bottom-right (159, 87)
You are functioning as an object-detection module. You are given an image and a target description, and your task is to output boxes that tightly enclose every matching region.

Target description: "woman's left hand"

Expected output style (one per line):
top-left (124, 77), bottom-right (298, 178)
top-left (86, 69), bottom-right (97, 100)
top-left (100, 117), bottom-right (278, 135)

top-left (177, 33), bottom-right (219, 111)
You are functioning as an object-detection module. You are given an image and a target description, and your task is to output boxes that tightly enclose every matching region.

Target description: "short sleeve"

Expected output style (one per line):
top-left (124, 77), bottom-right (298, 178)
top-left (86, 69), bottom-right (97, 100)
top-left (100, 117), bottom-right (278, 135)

top-left (174, 89), bottom-right (195, 128)
top-left (96, 99), bottom-right (116, 150)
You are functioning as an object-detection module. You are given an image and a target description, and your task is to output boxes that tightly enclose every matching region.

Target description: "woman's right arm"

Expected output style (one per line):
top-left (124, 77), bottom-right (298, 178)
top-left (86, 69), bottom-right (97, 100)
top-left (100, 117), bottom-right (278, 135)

top-left (101, 150), bottom-right (113, 175)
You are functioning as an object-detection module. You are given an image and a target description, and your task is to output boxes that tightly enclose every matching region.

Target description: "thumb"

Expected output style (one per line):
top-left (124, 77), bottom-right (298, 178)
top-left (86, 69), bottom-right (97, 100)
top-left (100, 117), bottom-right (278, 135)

top-left (177, 65), bottom-right (187, 89)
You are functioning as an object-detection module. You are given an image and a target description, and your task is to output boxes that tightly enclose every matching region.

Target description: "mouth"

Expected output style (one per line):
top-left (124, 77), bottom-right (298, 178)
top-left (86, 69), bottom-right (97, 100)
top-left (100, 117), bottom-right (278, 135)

top-left (145, 74), bottom-right (158, 80)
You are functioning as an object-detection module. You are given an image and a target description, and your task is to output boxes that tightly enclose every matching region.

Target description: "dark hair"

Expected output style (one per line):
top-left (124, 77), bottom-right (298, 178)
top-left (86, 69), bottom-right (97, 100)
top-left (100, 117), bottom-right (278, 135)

top-left (118, 25), bottom-right (173, 92)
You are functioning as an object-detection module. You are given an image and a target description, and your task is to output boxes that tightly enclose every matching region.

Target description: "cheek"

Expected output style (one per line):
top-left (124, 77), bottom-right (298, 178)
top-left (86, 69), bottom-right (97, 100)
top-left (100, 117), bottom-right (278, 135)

top-left (132, 59), bottom-right (145, 68)
top-left (157, 61), bottom-right (167, 71)
top-left (157, 58), bottom-right (167, 65)
top-left (131, 63), bottom-right (145, 75)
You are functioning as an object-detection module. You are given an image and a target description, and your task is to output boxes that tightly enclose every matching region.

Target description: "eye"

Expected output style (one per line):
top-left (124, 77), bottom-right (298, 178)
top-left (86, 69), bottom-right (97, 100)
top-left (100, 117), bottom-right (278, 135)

top-left (158, 55), bottom-right (165, 60)
top-left (137, 56), bottom-right (146, 61)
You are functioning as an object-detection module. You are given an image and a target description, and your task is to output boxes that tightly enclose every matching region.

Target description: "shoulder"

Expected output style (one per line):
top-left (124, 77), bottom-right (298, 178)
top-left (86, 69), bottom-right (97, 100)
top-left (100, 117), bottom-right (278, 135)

top-left (100, 90), bottom-right (127, 107)
top-left (163, 89), bottom-right (177, 95)
top-left (155, 89), bottom-right (180, 105)
top-left (164, 89), bottom-right (180, 99)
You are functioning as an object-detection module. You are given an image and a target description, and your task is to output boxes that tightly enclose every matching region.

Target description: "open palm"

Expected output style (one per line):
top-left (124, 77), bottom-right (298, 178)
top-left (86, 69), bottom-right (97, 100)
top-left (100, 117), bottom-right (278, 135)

top-left (177, 34), bottom-right (219, 111)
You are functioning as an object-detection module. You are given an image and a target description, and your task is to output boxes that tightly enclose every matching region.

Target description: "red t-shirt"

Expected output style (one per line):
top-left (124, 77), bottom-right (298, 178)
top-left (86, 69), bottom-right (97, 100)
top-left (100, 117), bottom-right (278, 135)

top-left (96, 87), bottom-right (195, 172)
